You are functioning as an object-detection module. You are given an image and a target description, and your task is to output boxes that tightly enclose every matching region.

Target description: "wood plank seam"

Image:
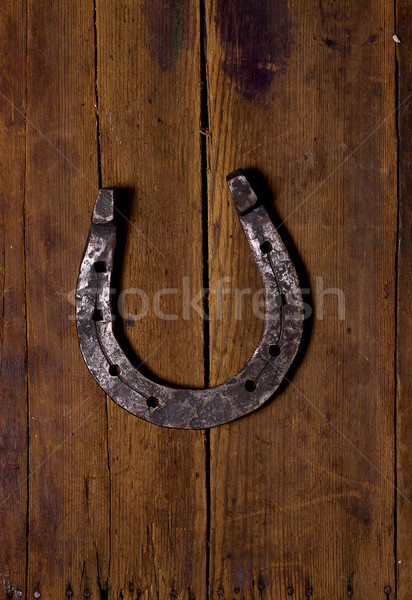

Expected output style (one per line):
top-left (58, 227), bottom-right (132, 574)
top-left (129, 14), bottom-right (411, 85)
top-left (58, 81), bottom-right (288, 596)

top-left (92, 0), bottom-right (111, 592)
top-left (200, 0), bottom-right (212, 596)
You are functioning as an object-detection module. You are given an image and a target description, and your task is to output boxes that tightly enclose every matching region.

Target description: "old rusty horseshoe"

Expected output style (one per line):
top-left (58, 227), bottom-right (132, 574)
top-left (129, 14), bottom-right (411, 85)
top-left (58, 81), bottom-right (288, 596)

top-left (76, 170), bottom-right (304, 429)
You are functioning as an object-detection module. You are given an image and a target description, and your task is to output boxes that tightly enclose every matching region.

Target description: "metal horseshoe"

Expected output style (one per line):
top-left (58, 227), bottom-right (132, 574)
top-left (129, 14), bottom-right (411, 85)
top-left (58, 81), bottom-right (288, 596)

top-left (76, 170), bottom-right (304, 429)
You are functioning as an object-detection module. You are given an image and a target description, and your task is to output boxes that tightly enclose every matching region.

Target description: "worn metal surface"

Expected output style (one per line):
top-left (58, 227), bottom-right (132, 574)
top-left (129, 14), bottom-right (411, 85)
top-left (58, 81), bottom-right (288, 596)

top-left (75, 170), bottom-right (304, 429)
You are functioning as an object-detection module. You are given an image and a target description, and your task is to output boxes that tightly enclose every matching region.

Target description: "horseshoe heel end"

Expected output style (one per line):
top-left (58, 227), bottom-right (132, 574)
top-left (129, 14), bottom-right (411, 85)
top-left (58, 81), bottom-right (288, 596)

top-left (92, 187), bottom-right (116, 224)
top-left (76, 172), bottom-right (305, 429)
top-left (226, 169), bottom-right (259, 214)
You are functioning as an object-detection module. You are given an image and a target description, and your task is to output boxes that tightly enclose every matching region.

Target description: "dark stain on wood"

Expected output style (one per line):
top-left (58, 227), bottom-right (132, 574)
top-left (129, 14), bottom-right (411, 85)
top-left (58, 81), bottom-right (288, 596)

top-left (322, 37), bottom-right (337, 49)
top-left (215, 0), bottom-right (292, 99)
top-left (144, 0), bottom-right (189, 70)
top-left (363, 33), bottom-right (379, 44)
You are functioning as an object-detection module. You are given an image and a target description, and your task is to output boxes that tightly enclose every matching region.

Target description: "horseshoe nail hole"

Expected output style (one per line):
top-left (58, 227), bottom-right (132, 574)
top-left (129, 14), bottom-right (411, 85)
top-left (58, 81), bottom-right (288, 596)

top-left (94, 260), bottom-right (106, 273)
top-left (109, 364), bottom-right (121, 376)
top-left (92, 309), bottom-right (103, 321)
top-left (269, 344), bottom-right (281, 357)
top-left (260, 241), bottom-right (273, 254)
top-left (146, 396), bottom-right (159, 409)
top-left (245, 380), bottom-right (256, 392)
top-left (276, 293), bottom-right (287, 307)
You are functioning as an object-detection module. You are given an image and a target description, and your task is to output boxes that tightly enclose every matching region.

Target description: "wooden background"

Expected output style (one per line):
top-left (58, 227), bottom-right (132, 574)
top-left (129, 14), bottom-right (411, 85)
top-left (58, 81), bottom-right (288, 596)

top-left (0, 0), bottom-right (411, 598)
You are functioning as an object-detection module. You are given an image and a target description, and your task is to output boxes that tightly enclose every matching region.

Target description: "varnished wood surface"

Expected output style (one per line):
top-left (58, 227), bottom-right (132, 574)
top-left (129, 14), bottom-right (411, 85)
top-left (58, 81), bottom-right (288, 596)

top-left (206, 1), bottom-right (397, 598)
top-left (25, 1), bottom-right (110, 596)
top-left (396, 0), bottom-right (412, 595)
top-left (0, 1), bottom-right (27, 596)
top-left (0, 1), bottom-right (409, 598)
top-left (95, 2), bottom-right (207, 597)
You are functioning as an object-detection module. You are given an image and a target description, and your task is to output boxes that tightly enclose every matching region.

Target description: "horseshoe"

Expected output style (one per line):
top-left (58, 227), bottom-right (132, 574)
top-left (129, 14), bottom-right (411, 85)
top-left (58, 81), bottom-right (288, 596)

top-left (76, 170), bottom-right (304, 429)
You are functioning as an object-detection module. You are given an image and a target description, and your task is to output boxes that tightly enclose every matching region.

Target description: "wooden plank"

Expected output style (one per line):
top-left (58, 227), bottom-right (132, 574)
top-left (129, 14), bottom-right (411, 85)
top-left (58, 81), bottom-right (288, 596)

top-left (96, 1), bottom-right (207, 597)
top-left (0, 1), bottom-right (27, 596)
top-left (395, 2), bottom-right (412, 596)
top-left (25, 2), bottom-right (110, 597)
top-left (205, 1), bottom-right (397, 598)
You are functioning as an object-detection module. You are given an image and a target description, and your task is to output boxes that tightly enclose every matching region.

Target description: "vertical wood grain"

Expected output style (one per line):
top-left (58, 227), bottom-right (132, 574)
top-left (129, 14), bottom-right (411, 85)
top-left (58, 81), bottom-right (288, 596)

top-left (205, 1), bottom-right (397, 597)
top-left (95, 1), bottom-right (207, 597)
top-left (0, 1), bottom-right (409, 598)
top-left (395, 2), bottom-right (412, 597)
top-left (25, 1), bottom-right (110, 597)
top-left (0, 1), bottom-right (27, 596)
